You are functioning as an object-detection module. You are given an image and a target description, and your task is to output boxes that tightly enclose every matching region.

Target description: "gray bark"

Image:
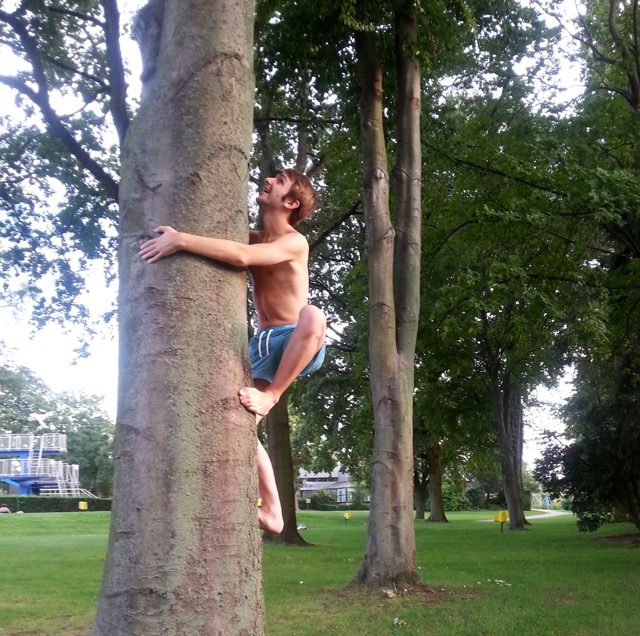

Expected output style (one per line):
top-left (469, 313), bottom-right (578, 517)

top-left (93, 1), bottom-right (264, 633)
top-left (263, 392), bottom-right (309, 546)
top-left (414, 462), bottom-right (428, 520)
top-left (492, 377), bottom-right (527, 530)
top-left (352, 7), bottom-right (421, 589)
top-left (427, 442), bottom-right (448, 523)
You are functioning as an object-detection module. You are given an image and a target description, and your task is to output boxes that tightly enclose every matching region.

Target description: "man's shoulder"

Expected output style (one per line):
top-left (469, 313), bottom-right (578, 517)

top-left (265, 228), bottom-right (308, 248)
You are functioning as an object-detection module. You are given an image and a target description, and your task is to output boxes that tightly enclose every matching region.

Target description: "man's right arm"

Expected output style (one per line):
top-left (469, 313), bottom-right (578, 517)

top-left (140, 225), bottom-right (250, 266)
top-left (139, 225), bottom-right (306, 267)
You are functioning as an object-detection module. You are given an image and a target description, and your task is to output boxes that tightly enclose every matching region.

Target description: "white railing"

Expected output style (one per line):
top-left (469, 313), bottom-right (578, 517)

top-left (41, 433), bottom-right (67, 451)
top-left (40, 487), bottom-right (99, 498)
top-left (0, 458), bottom-right (21, 475)
top-left (0, 434), bottom-right (85, 497)
top-left (0, 457), bottom-right (79, 479)
top-left (0, 434), bottom-right (35, 451)
top-left (0, 433), bottom-right (67, 453)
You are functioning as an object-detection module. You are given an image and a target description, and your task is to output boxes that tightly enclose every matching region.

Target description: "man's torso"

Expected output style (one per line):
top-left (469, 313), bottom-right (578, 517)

top-left (249, 230), bottom-right (309, 329)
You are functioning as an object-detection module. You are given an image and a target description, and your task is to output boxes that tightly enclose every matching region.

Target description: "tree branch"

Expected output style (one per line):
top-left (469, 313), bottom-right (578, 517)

top-left (426, 142), bottom-right (565, 197)
top-left (47, 6), bottom-right (104, 28)
top-left (44, 54), bottom-right (109, 91)
top-left (100, 0), bottom-right (130, 147)
top-left (0, 8), bottom-right (119, 201)
top-left (254, 115), bottom-right (344, 126)
top-left (309, 199), bottom-right (362, 252)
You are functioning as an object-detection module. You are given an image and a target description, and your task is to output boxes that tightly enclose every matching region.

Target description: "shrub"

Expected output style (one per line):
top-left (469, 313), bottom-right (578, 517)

top-left (0, 495), bottom-right (111, 513)
top-left (311, 489), bottom-right (339, 511)
top-left (463, 487), bottom-right (485, 510)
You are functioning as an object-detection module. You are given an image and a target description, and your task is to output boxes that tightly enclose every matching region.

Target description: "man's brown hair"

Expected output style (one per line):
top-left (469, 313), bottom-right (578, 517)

top-left (283, 168), bottom-right (317, 226)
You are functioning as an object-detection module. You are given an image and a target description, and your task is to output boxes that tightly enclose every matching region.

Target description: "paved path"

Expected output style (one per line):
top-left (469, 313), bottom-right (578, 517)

top-left (479, 509), bottom-right (572, 522)
top-left (526, 509), bottom-right (572, 520)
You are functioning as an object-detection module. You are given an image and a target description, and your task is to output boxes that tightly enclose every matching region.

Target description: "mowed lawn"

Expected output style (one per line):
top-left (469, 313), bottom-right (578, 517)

top-left (0, 510), bottom-right (638, 635)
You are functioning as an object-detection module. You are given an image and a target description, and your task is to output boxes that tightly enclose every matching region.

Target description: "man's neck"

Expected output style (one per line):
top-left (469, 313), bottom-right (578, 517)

top-left (260, 205), bottom-right (293, 237)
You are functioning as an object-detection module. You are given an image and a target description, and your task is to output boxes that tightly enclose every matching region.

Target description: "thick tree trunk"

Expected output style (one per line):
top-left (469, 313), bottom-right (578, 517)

top-left (427, 442), bottom-right (448, 523)
top-left (351, 7), bottom-right (421, 590)
top-left (263, 392), bottom-right (309, 546)
top-left (93, 1), bottom-right (264, 634)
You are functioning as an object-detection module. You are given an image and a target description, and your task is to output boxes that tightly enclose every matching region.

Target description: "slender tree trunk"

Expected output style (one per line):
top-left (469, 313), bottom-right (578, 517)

top-left (414, 464), bottom-right (428, 520)
top-left (352, 6), bottom-right (421, 589)
top-left (263, 392), bottom-right (309, 546)
top-left (427, 441), bottom-right (448, 523)
top-left (511, 389), bottom-right (530, 525)
top-left (492, 378), bottom-right (526, 530)
top-left (93, 1), bottom-right (264, 634)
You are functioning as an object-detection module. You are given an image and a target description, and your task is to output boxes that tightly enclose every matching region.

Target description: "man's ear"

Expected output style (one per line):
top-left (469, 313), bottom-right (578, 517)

top-left (283, 196), bottom-right (300, 210)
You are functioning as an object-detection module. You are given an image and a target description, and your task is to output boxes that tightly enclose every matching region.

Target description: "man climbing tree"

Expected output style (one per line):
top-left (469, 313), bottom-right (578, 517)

top-left (139, 168), bottom-right (327, 535)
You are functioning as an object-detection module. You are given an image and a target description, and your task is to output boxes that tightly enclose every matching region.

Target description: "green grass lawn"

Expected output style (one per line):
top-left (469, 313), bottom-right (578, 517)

top-left (1, 510), bottom-right (638, 635)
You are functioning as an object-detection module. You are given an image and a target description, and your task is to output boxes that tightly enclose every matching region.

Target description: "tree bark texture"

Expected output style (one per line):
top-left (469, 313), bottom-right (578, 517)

top-left (492, 377), bottom-right (526, 530)
top-left (93, 1), bottom-right (263, 634)
top-left (352, 8), bottom-right (421, 589)
top-left (263, 392), bottom-right (309, 546)
top-left (427, 442), bottom-right (448, 523)
top-left (413, 462), bottom-right (428, 520)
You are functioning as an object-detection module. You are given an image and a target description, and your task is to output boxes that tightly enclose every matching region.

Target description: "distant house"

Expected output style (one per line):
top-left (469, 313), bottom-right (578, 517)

top-left (298, 467), bottom-right (369, 504)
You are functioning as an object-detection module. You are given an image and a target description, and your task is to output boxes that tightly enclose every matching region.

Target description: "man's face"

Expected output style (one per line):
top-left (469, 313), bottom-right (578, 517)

top-left (257, 173), bottom-right (294, 209)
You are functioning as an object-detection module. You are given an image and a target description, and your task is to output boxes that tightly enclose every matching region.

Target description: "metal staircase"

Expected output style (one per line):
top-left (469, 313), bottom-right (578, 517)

top-left (0, 433), bottom-right (95, 497)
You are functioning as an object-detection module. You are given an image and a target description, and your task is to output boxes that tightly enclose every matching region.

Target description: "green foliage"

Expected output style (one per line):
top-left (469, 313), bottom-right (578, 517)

top-left (0, 361), bottom-right (52, 434)
top-left (0, 1), bottom-right (126, 323)
top-left (0, 495), bottom-right (111, 513)
top-left (307, 489), bottom-right (339, 511)
top-left (463, 486), bottom-right (485, 509)
top-left (535, 354), bottom-right (640, 533)
top-left (0, 354), bottom-right (114, 495)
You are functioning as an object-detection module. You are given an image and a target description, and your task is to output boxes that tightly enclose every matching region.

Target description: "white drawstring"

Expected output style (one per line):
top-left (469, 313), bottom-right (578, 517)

top-left (257, 329), bottom-right (274, 358)
top-left (265, 329), bottom-right (273, 356)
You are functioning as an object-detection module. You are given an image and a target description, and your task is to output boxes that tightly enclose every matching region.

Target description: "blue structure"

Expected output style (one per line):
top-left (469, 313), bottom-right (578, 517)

top-left (0, 433), bottom-right (84, 496)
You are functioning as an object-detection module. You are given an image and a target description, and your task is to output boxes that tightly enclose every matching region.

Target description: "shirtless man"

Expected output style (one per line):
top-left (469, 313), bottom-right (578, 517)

top-left (139, 168), bottom-right (327, 534)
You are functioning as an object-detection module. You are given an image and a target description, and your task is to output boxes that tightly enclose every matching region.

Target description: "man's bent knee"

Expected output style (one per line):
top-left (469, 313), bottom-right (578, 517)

top-left (298, 305), bottom-right (327, 339)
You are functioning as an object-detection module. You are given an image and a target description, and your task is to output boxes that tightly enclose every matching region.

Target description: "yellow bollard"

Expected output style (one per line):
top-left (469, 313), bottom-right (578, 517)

top-left (493, 510), bottom-right (508, 532)
top-left (78, 501), bottom-right (88, 511)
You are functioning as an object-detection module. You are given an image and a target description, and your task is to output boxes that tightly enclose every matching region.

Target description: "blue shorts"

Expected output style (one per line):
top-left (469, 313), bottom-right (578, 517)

top-left (249, 323), bottom-right (326, 383)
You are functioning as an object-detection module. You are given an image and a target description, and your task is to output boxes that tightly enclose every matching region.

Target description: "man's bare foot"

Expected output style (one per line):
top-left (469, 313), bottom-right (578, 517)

top-left (239, 387), bottom-right (277, 417)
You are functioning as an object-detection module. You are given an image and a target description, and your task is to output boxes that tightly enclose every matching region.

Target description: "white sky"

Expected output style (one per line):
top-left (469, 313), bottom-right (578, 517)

top-left (1, 0), bottom-right (146, 418)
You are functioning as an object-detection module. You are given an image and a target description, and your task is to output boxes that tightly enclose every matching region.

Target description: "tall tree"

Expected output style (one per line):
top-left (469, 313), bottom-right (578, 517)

top-left (350, 1), bottom-right (422, 588)
top-left (0, 354), bottom-right (114, 495)
top-left (0, 361), bottom-right (52, 434)
top-left (532, 0), bottom-right (640, 531)
top-left (92, 0), bottom-right (264, 633)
